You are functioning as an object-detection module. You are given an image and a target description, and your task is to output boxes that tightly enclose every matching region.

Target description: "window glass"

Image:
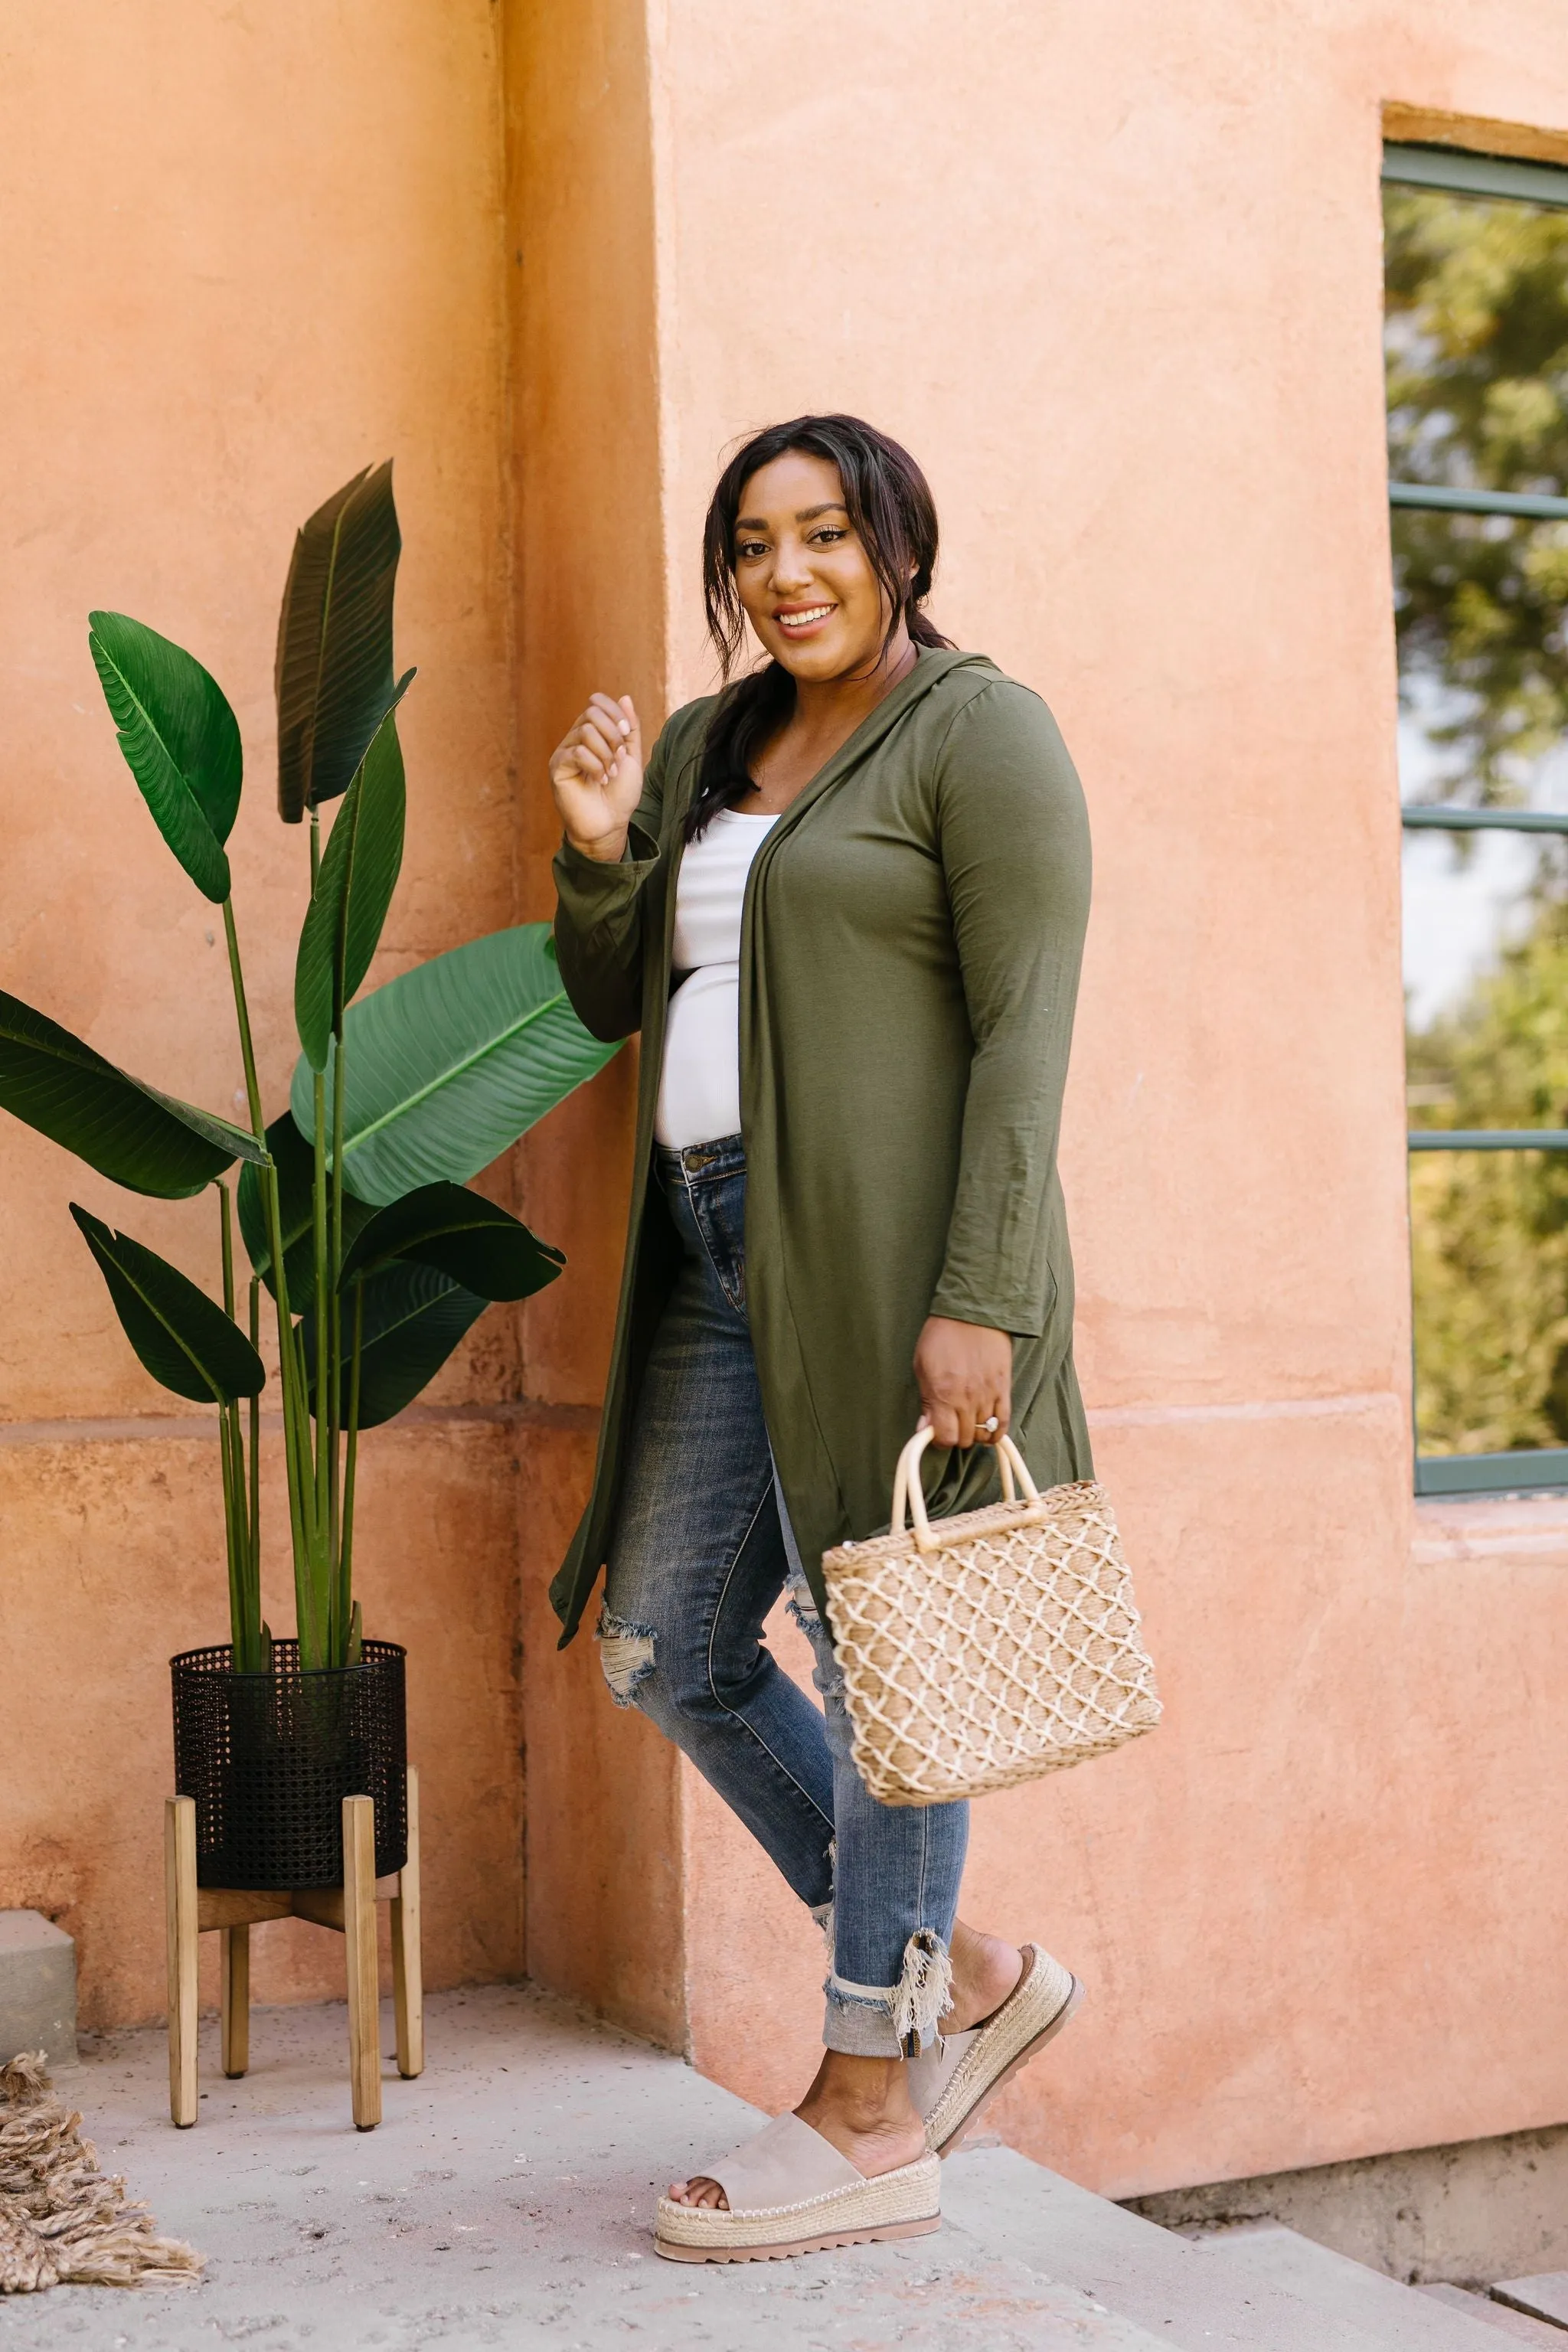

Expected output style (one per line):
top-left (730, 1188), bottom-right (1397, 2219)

top-left (1405, 827), bottom-right (1568, 1465)
top-left (1392, 509), bottom-right (1568, 808)
top-left (1385, 187), bottom-right (1568, 499)
top-left (1403, 827), bottom-right (1568, 1050)
top-left (1387, 168), bottom-right (1568, 1475)
top-left (1411, 1146), bottom-right (1568, 1455)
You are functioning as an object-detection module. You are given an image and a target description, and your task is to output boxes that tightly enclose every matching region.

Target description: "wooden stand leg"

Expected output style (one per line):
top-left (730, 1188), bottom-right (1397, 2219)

top-left (162, 1775), bottom-right (420, 2132)
top-left (165, 1796), bottom-right (199, 2128)
top-left (220, 1924), bottom-right (250, 2078)
top-left (391, 1766), bottom-right (423, 2079)
top-left (342, 1795), bottom-right (381, 2129)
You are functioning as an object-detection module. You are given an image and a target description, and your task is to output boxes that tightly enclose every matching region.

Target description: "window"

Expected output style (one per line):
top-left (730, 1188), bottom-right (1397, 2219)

top-left (1384, 140), bottom-right (1568, 1495)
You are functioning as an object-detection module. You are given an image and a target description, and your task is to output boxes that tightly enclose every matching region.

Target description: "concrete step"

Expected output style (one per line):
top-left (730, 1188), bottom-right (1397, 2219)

top-left (0, 1990), bottom-right (1183, 2352)
top-left (1494, 2278), bottom-right (1568, 2331)
top-left (6, 1984), bottom-right (1546, 2352)
top-left (1419, 2284), bottom-right (1568, 2344)
top-left (1198, 2222), bottom-right (1534, 2347)
top-left (0, 1911), bottom-right (76, 2072)
top-left (943, 2148), bottom-right (1398, 2350)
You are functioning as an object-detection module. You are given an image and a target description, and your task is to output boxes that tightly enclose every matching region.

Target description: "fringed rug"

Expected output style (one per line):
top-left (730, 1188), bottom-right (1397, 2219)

top-left (0, 2052), bottom-right (202, 2292)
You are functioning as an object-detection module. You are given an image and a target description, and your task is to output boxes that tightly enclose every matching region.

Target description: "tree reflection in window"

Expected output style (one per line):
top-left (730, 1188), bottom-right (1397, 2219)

top-left (1389, 167), bottom-right (1568, 1465)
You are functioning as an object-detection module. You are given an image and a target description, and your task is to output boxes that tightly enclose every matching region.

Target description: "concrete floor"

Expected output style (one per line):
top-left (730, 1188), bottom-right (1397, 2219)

top-left (0, 1983), bottom-right (1158, 2351)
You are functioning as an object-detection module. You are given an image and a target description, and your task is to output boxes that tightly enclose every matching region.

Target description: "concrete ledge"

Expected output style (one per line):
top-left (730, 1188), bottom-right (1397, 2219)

top-left (1197, 2223), bottom-right (1524, 2347)
top-left (0, 1910), bottom-right (77, 2071)
top-left (1125, 2121), bottom-right (1568, 2286)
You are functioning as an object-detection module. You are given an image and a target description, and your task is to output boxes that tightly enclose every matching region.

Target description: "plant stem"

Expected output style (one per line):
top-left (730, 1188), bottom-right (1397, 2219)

top-left (328, 1031), bottom-right (346, 1651)
top-left (219, 1178), bottom-right (236, 1320)
top-left (284, 1312), bottom-right (325, 1666)
top-left (222, 898), bottom-right (266, 1155)
top-left (312, 1067), bottom-right (330, 1553)
top-left (233, 1403), bottom-right (261, 1668)
top-left (219, 1185), bottom-right (243, 1664)
top-left (341, 1279), bottom-right (364, 1645)
top-left (328, 1390), bottom-right (340, 1639)
top-left (223, 894), bottom-right (318, 1660)
top-left (248, 1279), bottom-right (261, 1594)
top-left (219, 1398), bottom-right (241, 1656)
top-left (214, 1181), bottom-right (260, 1669)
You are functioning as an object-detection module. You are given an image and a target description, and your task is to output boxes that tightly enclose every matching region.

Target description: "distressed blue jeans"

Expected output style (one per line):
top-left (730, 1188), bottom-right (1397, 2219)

top-left (600, 1135), bottom-right (968, 2058)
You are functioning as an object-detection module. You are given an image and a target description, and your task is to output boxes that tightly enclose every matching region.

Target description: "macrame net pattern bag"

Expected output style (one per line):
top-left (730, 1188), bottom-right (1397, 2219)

top-left (822, 1429), bottom-right (1161, 1806)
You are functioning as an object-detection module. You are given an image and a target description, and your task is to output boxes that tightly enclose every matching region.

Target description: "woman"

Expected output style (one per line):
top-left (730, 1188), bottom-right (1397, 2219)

top-left (548, 414), bottom-right (1093, 2262)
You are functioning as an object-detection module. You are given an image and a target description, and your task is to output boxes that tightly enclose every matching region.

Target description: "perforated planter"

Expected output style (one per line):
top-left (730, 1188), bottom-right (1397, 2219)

top-left (170, 1639), bottom-right (407, 1890)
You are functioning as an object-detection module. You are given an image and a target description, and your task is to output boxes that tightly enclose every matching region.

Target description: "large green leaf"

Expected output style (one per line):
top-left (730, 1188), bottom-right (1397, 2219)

top-left (275, 462), bottom-right (401, 821)
top-left (339, 1180), bottom-right (565, 1299)
top-left (72, 1204), bottom-right (266, 1404)
top-left (237, 1108), bottom-right (375, 1299)
top-left (301, 1259), bottom-right (487, 1428)
top-left (87, 612), bottom-right (241, 902)
top-left (290, 925), bottom-right (622, 1204)
top-left (293, 688), bottom-right (412, 1070)
top-left (0, 989), bottom-right (265, 1198)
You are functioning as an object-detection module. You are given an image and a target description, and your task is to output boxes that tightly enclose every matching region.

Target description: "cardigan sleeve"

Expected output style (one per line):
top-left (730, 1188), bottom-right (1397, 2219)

top-left (550, 726), bottom-right (673, 1043)
top-left (926, 680), bottom-right (1092, 1338)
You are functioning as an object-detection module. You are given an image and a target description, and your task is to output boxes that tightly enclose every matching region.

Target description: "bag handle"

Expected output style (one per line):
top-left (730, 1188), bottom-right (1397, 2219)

top-left (890, 1426), bottom-right (1044, 1556)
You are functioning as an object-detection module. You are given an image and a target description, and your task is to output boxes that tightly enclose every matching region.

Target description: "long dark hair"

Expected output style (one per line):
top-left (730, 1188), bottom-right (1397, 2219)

top-left (684, 413), bottom-right (953, 840)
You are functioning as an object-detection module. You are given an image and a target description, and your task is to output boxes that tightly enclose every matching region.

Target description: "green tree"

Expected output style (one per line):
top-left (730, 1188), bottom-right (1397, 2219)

top-left (1386, 186), bottom-right (1568, 800)
top-left (1409, 871), bottom-right (1568, 1450)
top-left (1390, 182), bottom-right (1568, 1451)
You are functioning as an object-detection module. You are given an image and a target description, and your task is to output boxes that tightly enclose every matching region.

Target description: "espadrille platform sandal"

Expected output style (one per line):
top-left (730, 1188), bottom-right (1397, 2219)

top-left (907, 1942), bottom-right (1083, 2156)
top-left (654, 2112), bottom-right (941, 2263)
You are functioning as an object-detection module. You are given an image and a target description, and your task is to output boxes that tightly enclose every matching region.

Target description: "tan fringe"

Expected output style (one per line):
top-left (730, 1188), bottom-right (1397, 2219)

top-left (892, 1931), bottom-right (954, 2053)
top-left (0, 2051), bottom-right (203, 2293)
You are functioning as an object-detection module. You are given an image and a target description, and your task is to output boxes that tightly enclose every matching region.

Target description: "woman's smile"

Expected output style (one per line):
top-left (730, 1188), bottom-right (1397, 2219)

top-left (773, 601), bottom-right (838, 635)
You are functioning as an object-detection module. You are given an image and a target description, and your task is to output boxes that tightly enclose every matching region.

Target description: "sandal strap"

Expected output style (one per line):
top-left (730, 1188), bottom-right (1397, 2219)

top-left (914, 1943), bottom-right (1080, 2149)
top-left (906, 2027), bottom-right (978, 2119)
top-left (704, 2112), bottom-right (864, 2212)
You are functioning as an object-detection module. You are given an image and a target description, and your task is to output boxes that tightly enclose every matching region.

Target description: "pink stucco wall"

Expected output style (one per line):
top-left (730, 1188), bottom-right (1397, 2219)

top-left (1, 0), bottom-right (1563, 2204)
top-left (535, 0), bottom-right (1568, 2197)
top-left (0, 1), bottom-right (530, 2022)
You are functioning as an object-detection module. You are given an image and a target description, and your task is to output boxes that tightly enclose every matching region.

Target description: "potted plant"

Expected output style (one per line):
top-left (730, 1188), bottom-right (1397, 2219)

top-left (0, 465), bottom-right (616, 1887)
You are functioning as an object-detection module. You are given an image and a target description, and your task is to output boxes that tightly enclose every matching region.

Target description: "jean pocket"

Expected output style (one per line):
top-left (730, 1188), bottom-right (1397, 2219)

top-left (689, 1171), bottom-right (747, 1316)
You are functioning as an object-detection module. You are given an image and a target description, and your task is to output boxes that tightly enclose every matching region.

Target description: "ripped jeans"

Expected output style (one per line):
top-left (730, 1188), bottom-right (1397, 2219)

top-left (599, 1135), bottom-right (968, 2058)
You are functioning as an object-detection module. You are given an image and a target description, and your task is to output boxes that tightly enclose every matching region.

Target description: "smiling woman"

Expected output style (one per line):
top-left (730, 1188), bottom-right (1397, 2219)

top-left (546, 414), bottom-right (1093, 2262)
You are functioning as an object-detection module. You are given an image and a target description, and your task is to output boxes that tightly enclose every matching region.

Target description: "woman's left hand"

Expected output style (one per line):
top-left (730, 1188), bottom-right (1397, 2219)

top-left (914, 1316), bottom-right (1012, 1448)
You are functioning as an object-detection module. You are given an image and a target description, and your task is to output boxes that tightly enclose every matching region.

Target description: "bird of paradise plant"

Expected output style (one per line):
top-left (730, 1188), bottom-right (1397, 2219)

top-left (0, 466), bottom-right (616, 1671)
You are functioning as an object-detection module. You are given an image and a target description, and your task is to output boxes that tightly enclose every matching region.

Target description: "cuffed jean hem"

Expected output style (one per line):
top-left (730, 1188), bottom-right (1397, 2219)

top-left (822, 1929), bottom-right (956, 2057)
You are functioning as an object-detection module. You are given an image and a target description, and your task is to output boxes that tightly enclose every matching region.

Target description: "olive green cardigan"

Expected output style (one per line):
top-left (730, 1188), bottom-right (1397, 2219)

top-left (549, 648), bottom-right (1093, 1643)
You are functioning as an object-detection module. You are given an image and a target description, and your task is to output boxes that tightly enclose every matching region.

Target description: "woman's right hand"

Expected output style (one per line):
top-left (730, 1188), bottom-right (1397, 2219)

top-left (549, 692), bottom-right (643, 863)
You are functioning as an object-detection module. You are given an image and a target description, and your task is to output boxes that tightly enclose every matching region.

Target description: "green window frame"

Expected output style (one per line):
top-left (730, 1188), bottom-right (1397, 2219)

top-left (1384, 141), bottom-right (1568, 1498)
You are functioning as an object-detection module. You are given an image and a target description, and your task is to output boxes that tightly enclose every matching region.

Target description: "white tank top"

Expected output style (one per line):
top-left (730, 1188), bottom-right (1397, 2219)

top-left (654, 809), bottom-right (778, 1149)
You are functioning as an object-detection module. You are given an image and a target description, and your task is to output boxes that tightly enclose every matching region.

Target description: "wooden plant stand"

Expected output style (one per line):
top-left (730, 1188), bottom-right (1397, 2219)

top-left (163, 1766), bottom-right (423, 2132)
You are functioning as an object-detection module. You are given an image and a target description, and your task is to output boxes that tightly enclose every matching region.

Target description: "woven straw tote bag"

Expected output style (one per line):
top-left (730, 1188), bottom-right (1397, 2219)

top-left (820, 1427), bottom-right (1161, 1806)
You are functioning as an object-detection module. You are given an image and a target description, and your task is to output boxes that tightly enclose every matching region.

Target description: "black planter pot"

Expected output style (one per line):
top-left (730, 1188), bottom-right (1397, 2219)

top-left (171, 1639), bottom-right (408, 1890)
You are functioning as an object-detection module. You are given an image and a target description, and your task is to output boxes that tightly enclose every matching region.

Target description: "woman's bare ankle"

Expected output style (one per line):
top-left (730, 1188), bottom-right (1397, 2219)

top-left (945, 1919), bottom-right (1023, 2034)
top-left (795, 2052), bottom-right (926, 2175)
